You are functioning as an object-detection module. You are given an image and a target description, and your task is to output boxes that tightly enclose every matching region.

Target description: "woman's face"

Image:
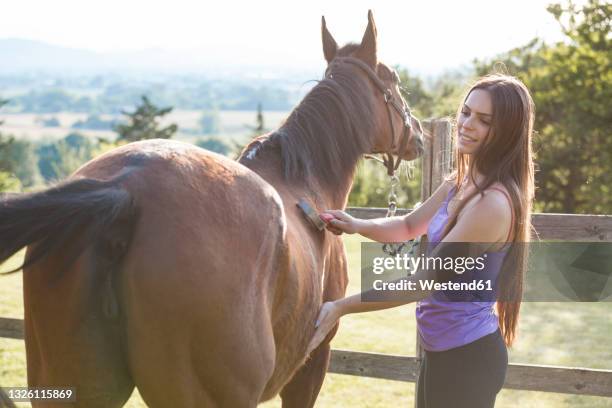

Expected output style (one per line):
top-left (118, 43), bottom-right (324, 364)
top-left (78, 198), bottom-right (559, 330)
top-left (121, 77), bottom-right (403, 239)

top-left (457, 89), bottom-right (493, 155)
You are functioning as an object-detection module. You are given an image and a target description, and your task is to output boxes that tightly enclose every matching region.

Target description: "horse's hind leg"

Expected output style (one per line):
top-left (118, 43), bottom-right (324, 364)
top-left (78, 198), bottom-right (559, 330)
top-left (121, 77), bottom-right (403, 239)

top-left (125, 319), bottom-right (275, 408)
top-left (280, 343), bottom-right (331, 408)
top-left (122, 268), bottom-right (277, 408)
top-left (24, 257), bottom-right (135, 407)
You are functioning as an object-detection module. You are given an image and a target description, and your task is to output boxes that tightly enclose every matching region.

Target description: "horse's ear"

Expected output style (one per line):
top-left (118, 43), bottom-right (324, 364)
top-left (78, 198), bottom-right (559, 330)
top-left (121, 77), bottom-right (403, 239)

top-left (321, 16), bottom-right (338, 63)
top-left (357, 10), bottom-right (378, 68)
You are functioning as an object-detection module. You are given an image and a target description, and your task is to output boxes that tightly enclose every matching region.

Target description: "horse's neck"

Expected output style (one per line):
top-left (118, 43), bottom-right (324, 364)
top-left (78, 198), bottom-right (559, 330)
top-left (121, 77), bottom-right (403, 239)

top-left (241, 147), bottom-right (357, 210)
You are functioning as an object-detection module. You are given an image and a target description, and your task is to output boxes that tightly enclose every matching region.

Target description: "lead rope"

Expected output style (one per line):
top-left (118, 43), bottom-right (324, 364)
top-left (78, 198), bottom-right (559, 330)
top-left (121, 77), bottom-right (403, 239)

top-left (380, 167), bottom-right (420, 258)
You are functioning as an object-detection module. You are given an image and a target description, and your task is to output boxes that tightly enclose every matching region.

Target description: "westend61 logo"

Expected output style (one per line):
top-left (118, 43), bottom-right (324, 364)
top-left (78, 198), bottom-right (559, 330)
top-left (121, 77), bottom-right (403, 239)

top-left (372, 253), bottom-right (488, 275)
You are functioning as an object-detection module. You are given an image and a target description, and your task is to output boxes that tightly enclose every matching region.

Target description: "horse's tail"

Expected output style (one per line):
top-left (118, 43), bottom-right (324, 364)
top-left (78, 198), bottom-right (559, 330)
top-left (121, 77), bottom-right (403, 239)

top-left (0, 176), bottom-right (138, 274)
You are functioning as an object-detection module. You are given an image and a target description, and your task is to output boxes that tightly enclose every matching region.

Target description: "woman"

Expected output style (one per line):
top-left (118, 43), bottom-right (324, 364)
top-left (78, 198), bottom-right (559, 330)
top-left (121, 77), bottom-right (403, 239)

top-left (307, 74), bottom-right (535, 408)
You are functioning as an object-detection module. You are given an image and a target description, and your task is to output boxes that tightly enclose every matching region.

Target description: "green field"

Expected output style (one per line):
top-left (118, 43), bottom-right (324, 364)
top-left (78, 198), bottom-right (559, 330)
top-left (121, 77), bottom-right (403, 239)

top-left (0, 110), bottom-right (290, 144)
top-left (1, 238), bottom-right (611, 407)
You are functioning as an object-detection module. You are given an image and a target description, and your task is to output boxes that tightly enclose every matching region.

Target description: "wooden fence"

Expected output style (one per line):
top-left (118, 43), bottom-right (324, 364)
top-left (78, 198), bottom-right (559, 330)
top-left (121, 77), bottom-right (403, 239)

top-left (1, 119), bottom-right (612, 401)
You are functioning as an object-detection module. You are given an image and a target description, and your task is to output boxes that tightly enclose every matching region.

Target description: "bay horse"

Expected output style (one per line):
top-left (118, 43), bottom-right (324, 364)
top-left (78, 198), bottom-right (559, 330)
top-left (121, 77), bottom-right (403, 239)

top-left (0, 11), bottom-right (423, 408)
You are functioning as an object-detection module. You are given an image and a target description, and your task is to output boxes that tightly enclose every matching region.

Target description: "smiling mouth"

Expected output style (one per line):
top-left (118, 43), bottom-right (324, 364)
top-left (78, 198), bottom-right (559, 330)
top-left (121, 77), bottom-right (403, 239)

top-left (460, 133), bottom-right (478, 143)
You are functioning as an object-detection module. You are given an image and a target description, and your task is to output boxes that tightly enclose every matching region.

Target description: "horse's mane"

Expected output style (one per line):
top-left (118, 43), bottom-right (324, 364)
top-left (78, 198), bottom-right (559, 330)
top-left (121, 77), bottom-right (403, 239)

top-left (239, 46), bottom-right (377, 188)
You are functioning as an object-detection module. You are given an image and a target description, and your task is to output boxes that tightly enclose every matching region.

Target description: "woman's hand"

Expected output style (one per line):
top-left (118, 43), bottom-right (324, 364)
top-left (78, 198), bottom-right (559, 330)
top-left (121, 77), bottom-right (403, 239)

top-left (319, 210), bottom-right (362, 235)
top-left (306, 301), bottom-right (343, 355)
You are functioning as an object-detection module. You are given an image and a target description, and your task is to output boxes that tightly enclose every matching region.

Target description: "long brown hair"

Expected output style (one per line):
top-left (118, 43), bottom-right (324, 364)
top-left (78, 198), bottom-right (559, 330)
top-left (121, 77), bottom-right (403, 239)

top-left (442, 74), bottom-right (535, 346)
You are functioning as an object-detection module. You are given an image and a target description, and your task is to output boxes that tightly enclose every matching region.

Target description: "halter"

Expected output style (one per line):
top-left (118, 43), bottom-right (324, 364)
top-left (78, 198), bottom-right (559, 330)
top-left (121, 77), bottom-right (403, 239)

top-left (324, 56), bottom-right (416, 176)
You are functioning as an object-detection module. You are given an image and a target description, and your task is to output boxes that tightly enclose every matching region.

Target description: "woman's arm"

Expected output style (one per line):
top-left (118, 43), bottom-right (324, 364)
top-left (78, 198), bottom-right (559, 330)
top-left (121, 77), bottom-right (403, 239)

top-left (323, 179), bottom-right (454, 242)
top-left (305, 258), bottom-right (438, 354)
top-left (333, 270), bottom-right (436, 314)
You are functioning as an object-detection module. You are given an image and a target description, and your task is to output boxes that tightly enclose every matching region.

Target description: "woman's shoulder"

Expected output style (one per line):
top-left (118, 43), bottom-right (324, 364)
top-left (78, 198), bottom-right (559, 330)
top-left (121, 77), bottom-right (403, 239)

top-left (451, 178), bottom-right (513, 221)
top-left (451, 185), bottom-right (514, 245)
top-left (463, 186), bottom-right (511, 219)
top-left (454, 182), bottom-right (513, 226)
top-left (481, 183), bottom-right (514, 214)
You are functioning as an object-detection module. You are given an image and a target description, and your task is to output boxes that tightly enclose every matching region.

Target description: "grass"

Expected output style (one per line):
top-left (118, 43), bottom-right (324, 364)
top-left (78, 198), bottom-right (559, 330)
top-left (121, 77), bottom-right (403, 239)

top-left (1, 237), bottom-right (611, 407)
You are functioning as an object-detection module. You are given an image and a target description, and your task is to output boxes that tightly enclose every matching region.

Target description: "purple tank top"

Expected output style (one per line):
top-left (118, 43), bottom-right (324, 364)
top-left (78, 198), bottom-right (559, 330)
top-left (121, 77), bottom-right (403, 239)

top-left (415, 186), bottom-right (508, 351)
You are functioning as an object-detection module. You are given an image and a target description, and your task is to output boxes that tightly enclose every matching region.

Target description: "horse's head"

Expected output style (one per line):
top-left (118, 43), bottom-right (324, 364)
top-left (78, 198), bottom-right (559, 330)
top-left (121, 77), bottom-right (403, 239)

top-left (321, 10), bottom-right (424, 164)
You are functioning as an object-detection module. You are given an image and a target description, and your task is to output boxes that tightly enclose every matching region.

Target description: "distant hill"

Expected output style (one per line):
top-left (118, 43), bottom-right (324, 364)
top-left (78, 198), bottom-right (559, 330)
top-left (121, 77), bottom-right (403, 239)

top-left (0, 39), bottom-right (107, 73)
top-left (0, 38), bottom-right (321, 79)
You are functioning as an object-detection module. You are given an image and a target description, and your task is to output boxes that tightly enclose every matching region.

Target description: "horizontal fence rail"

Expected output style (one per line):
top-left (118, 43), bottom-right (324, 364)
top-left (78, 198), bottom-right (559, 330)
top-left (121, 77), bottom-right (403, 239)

top-left (329, 349), bottom-right (612, 398)
top-left (0, 317), bottom-right (23, 340)
top-left (2, 317), bottom-right (612, 398)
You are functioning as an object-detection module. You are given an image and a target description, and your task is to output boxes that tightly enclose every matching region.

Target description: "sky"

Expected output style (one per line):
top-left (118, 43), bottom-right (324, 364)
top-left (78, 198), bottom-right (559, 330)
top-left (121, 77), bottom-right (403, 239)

top-left (2, 0), bottom-right (574, 75)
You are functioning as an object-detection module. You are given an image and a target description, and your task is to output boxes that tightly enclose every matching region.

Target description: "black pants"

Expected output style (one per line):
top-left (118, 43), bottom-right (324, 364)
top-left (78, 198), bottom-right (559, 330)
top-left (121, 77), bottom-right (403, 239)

top-left (416, 329), bottom-right (508, 408)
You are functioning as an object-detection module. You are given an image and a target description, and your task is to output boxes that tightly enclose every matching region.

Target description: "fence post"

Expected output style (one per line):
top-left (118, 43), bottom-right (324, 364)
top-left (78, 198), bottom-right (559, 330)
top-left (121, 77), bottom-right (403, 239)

top-left (414, 119), bottom-right (453, 406)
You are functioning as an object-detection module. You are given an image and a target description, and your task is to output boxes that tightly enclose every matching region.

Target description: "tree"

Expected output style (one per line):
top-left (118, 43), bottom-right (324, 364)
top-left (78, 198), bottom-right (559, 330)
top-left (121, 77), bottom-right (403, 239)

top-left (348, 158), bottom-right (422, 209)
top-left (72, 115), bottom-right (116, 130)
top-left (427, 70), bottom-right (473, 119)
top-left (254, 103), bottom-right (265, 134)
top-left (396, 67), bottom-right (470, 120)
top-left (114, 95), bottom-right (178, 142)
top-left (7, 139), bottom-right (42, 187)
top-left (0, 134), bottom-right (21, 191)
top-left (199, 109), bottom-right (220, 135)
top-left (0, 97), bottom-right (21, 191)
top-left (397, 68), bottom-right (434, 119)
top-left (246, 103), bottom-right (266, 137)
top-left (475, 0), bottom-right (611, 214)
top-left (196, 137), bottom-right (231, 156)
top-left (38, 116), bottom-right (61, 127)
top-left (232, 103), bottom-right (268, 159)
top-left (37, 133), bottom-right (96, 182)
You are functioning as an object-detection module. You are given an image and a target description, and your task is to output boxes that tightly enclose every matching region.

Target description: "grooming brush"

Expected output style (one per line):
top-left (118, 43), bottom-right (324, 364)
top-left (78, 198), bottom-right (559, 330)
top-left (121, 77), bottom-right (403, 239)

top-left (296, 198), bottom-right (326, 231)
